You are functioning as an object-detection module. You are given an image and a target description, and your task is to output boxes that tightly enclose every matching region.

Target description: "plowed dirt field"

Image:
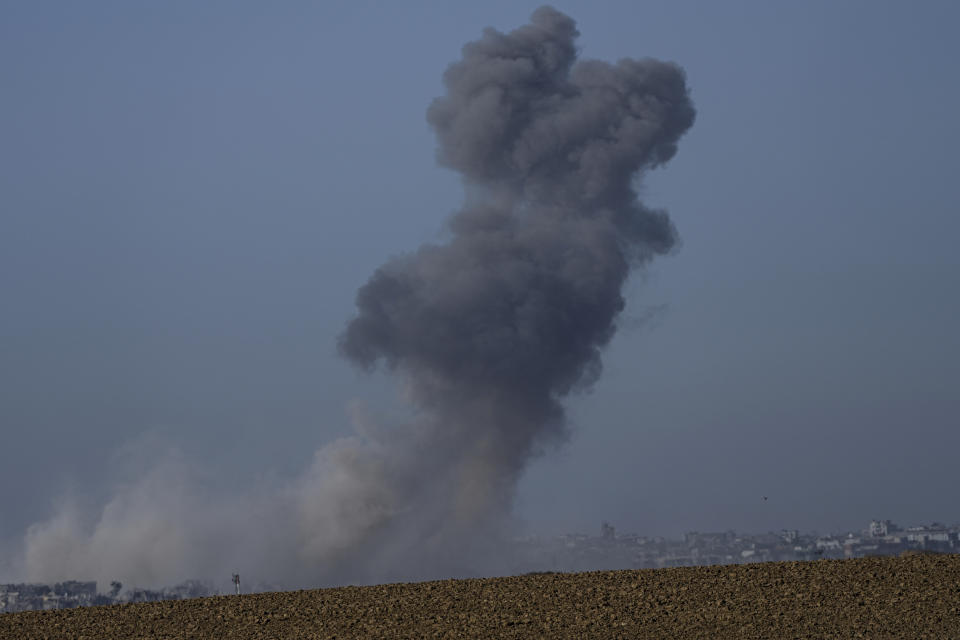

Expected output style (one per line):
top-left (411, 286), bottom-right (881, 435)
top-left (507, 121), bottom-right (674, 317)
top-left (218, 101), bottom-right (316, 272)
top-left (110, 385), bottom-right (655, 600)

top-left (2, 553), bottom-right (958, 639)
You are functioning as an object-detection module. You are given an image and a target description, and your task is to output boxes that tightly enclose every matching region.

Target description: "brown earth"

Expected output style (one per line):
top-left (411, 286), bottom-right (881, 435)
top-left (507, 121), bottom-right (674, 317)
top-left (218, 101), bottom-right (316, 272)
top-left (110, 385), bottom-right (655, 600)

top-left (2, 553), bottom-right (959, 639)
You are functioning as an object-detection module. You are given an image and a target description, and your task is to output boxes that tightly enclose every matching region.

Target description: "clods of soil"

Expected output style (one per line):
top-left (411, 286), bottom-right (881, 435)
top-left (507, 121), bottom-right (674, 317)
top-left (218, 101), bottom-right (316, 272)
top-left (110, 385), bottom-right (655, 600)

top-left (2, 553), bottom-right (958, 639)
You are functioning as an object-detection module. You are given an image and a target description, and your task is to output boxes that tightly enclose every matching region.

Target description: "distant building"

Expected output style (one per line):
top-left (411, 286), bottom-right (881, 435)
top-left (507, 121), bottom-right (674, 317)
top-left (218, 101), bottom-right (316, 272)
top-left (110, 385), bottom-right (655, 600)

top-left (902, 525), bottom-right (952, 546)
top-left (816, 537), bottom-right (842, 551)
top-left (780, 529), bottom-right (799, 544)
top-left (869, 520), bottom-right (898, 537)
top-left (685, 531), bottom-right (736, 547)
top-left (54, 581), bottom-right (96, 598)
top-left (601, 521), bottom-right (616, 540)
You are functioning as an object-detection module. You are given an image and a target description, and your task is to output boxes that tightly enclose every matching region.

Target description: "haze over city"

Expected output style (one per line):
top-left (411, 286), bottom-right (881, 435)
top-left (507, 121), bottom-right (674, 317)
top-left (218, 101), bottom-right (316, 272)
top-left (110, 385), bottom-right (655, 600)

top-left (1, 1), bottom-right (958, 592)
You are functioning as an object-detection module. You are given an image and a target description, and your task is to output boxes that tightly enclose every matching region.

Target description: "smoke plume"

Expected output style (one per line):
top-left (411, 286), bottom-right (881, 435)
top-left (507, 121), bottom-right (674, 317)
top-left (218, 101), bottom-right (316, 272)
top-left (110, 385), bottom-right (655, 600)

top-left (10, 6), bottom-right (694, 590)
top-left (337, 3), bottom-right (694, 559)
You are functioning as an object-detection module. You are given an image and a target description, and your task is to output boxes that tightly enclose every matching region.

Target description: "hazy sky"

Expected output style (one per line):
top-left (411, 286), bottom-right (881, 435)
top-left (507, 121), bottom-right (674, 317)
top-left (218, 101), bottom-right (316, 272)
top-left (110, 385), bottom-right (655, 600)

top-left (2, 0), bottom-right (958, 559)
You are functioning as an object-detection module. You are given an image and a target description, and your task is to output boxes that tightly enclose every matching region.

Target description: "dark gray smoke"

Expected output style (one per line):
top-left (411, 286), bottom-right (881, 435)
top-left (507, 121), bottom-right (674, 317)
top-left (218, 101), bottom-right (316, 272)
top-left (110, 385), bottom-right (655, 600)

top-left (11, 6), bottom-right (694, 591)
top-left (338, 5), bottom-right (695, 563)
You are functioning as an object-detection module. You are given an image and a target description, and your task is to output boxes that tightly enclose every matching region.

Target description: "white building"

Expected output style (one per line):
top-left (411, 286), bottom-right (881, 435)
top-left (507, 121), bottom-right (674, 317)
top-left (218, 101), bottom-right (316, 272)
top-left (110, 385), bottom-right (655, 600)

top-left (868, 519), bottom-right (897, 537)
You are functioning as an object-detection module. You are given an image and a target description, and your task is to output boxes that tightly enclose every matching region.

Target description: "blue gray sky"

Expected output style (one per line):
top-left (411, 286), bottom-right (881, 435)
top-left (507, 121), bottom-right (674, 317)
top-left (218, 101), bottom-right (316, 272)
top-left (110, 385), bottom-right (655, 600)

top-left (1, 0), bottom-right (958, 582)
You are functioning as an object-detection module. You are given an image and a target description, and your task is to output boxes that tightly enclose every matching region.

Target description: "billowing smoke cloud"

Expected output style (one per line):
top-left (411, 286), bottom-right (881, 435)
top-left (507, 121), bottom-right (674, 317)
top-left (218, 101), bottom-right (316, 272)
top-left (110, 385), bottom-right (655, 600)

top-left (9, 6), bottom-right (694, 591)
top-left (337, 3), bottom-right (694, 553)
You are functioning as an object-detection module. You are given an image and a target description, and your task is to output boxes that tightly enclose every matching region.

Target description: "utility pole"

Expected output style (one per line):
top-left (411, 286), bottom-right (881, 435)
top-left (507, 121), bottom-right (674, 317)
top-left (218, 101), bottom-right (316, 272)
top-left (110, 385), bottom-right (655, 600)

top-left (231, 574), bottom-right (240, 596)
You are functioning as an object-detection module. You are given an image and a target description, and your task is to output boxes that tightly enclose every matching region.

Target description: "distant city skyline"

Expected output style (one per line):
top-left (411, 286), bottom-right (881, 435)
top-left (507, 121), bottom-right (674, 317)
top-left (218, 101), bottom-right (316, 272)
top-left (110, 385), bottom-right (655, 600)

top-left (4, 514), bottom-right (958, 613)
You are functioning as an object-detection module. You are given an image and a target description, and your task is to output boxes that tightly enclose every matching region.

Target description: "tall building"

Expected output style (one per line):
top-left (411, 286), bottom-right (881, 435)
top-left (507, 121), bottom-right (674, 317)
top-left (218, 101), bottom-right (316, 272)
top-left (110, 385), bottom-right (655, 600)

top-left (869, 519), bottom-right (897, 537)
top-left (601, 521), bottom-right (616, 540)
